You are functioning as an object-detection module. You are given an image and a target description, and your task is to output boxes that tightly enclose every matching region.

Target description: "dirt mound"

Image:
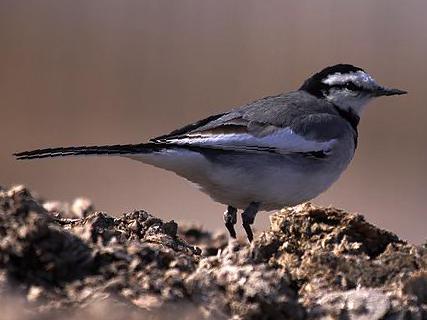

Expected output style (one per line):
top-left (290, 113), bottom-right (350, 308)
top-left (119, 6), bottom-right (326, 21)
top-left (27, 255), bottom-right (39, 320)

top-left (0, 185), bottom-right (425, 319)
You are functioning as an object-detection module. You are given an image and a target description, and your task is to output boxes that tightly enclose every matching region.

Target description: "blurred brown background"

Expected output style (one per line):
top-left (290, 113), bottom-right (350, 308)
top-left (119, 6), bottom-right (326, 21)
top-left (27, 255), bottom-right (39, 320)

top-left (1, 1), bottom-right (426, 243)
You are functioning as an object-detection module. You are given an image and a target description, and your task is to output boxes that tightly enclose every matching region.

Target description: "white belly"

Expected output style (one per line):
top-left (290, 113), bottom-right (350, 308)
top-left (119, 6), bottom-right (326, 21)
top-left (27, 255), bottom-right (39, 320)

top-left (128, 146), bottom-right (353, 210)
top-left (196, 154), bottom-right (349, 210)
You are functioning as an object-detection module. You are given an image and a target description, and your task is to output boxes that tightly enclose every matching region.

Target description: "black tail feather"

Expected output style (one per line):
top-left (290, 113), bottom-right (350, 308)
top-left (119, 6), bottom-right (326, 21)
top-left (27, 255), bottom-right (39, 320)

top-left (14, 143), bottom-right (158, 160)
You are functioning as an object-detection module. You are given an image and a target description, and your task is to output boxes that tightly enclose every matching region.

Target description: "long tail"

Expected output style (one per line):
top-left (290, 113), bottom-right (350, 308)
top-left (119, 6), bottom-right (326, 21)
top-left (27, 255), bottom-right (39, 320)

top-left (14, 143), bottom-right (163, 160)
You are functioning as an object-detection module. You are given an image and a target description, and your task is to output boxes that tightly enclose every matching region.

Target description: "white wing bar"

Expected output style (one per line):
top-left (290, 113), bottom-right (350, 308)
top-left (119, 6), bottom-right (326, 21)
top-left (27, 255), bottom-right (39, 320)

top-left (164, 127), bottom-right (336, 154)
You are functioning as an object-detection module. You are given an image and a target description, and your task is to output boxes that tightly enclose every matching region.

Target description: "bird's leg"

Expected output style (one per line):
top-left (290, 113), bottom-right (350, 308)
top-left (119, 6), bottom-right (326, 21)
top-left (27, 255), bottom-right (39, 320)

top-left (224, 205), bottom-right (238, 239)
top-left (241, 202), bottom-right (260, 242)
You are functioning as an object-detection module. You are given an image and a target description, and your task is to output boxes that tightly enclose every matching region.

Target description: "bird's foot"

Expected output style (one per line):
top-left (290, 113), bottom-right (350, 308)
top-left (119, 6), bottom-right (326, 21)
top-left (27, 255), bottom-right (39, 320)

top-left (241, 202), bottom-right (260, 242)
top-left (224, 206), bottom-right (237, 238)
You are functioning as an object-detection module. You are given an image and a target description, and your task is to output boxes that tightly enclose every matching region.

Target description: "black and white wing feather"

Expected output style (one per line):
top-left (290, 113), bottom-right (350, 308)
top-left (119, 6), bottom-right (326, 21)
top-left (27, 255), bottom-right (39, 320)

top-left (151, 92), bottom-right (347, 156)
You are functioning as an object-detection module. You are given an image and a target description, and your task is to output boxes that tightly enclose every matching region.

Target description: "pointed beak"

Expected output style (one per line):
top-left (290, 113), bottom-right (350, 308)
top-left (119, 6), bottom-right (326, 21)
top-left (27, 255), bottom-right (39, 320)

top-left (372, 87), bottom-right (408, 97)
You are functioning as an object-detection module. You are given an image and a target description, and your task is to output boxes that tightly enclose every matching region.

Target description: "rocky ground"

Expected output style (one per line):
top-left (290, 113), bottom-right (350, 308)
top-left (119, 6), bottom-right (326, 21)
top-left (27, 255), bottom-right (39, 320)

top-left (0, 185), bottom-right (426, 319)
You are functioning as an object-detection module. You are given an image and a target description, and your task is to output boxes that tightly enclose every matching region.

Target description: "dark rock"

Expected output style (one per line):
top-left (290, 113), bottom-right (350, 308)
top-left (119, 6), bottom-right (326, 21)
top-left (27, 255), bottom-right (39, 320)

top-left (0, 186), bottom-right (425, 319)
top-left (0, 188), bottom-right (93, 287)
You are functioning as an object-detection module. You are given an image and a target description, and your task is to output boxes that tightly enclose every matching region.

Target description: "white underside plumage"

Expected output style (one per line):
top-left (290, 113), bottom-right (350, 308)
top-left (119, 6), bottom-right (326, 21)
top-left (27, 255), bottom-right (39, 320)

top-left (128, 133), bottom-right (354, 210)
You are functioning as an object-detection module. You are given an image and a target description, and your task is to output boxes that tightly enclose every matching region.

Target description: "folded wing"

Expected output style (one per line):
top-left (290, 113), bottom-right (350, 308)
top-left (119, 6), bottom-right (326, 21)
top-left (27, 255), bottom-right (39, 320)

top-left (151, 116), bottom-right (337, 155)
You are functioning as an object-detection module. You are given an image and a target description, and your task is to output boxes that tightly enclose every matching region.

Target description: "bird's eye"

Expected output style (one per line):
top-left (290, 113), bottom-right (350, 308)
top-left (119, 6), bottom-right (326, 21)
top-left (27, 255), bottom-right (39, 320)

top-left (343, 82), bottom-right (359, 91)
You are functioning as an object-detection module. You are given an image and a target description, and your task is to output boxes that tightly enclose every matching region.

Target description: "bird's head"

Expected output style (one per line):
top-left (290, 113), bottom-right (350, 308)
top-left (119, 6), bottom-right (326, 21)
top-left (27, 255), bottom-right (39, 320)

top-left (300, 64), bottom-right (407, 116)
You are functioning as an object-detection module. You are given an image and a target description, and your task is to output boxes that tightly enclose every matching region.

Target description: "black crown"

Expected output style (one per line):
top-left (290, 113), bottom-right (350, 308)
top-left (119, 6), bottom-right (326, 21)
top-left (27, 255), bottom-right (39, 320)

top-left (300, 64), bottom-right (364, 97)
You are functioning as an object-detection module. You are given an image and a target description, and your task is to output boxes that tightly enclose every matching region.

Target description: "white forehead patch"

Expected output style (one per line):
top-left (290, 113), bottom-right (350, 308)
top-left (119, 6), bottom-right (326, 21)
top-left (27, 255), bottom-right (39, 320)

top-left (323, 71), bottom-right (378, 90)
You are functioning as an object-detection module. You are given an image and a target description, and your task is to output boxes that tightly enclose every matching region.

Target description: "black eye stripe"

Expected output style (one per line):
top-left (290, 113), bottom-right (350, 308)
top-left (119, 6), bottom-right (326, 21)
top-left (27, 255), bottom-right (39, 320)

top-left (331, 82), bottom-right (361, 91)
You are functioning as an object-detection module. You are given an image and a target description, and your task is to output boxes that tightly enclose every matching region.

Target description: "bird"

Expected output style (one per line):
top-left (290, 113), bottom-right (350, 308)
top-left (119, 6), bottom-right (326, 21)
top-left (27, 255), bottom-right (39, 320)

top-left (14, 64), bottom-right (407, 242)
